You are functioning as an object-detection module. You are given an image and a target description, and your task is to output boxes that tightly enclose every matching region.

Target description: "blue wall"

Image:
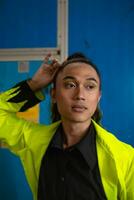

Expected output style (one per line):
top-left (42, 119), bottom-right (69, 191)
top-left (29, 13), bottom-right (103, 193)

top-left (0, 0), bottom-right (134, 199)
top-left (69, 0), bottom-right (134, 145)
top-left (0, 0), bottom-right (57, 48)
top-left (0, 61), bottom-right (51, 200)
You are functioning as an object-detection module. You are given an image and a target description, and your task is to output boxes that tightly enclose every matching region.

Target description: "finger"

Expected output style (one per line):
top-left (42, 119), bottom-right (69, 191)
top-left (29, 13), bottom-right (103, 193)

top-left (43, 59), bottom-right (58, 66)
top-left (43, 54), bottom-right (51, 63)
top-left (50, 59), bottom-right (58, 66)
top-left (50, 63), bottom-right (61, 75)
top-left (50, 57), bottom-right (60, 66)
top-left (54, 62), bottom-right (62, 70)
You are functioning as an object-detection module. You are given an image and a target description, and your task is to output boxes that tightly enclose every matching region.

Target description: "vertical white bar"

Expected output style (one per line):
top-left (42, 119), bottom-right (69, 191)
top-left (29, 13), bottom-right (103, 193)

top-left (57, 0), bottom-right (68, 62)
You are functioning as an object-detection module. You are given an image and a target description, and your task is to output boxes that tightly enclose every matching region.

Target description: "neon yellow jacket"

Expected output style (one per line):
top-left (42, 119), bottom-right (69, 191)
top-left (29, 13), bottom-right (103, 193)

top-left (0, 83), bottom-right (134, 200)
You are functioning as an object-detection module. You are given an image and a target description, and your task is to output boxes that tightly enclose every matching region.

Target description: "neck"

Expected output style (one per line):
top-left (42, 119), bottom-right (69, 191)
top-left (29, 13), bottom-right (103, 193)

top-left (61, 119), bottom-right (91, 149)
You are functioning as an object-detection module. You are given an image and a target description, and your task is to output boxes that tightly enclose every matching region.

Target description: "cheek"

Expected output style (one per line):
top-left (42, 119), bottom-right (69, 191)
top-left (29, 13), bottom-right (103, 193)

top-left (55, 86), bottom-right (73, 101)
top-left (88, 91), bottom-right (100, 102)
top-left (87, 94), bottom-right (100, 115)
top-left (56, 93), bottom-right (70, 115)
top-left (55, 90), bottom-right (69, 105)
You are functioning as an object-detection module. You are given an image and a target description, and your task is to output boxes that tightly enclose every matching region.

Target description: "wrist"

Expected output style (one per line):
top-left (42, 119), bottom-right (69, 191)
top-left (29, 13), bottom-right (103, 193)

top-left (27, 79), bottom-right (41, 92)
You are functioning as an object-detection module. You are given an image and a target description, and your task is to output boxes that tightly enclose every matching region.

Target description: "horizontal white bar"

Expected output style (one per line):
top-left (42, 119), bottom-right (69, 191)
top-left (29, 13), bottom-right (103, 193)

top-left (0, 48), bottom-right (61, 61)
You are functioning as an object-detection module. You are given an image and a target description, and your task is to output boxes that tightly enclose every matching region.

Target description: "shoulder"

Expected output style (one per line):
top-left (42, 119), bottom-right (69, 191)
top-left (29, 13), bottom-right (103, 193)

top-left (93, 121), bottom-right (134, 181)
top-left (92, 120), bottom-right (134, 160)
top-left (27, 120), bottom-right (61, 139)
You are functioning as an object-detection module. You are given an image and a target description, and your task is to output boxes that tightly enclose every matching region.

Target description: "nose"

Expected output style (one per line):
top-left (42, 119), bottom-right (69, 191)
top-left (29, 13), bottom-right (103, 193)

top-left (74, 86), bottom-right (85, 101)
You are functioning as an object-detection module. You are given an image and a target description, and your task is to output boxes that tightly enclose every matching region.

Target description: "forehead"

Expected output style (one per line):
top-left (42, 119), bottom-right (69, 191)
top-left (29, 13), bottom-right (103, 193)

top-left (57, 62), bottom-right (100, 81)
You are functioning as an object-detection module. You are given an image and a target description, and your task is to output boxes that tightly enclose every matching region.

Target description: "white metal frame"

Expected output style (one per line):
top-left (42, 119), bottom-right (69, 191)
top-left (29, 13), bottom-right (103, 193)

top-left (0, 0), bottom-right (68, 62)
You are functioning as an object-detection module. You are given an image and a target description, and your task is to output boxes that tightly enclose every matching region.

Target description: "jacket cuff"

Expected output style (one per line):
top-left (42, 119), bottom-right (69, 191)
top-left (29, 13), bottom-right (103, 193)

top-left (7, 80), bottom-right (44, 111)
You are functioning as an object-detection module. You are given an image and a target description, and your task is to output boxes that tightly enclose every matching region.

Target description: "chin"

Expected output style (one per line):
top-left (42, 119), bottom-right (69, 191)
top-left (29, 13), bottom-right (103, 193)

top-left (67, 116), bottom-right (90, 123)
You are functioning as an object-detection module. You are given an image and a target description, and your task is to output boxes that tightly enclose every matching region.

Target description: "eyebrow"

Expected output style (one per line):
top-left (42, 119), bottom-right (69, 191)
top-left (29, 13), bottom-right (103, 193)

top-left (63, 76), bottom-right (98, 83)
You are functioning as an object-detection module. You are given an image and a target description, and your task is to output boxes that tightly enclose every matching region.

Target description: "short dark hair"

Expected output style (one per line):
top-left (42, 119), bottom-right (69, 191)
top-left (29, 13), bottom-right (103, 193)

top-left (51, 52), bottom-right (102, 123)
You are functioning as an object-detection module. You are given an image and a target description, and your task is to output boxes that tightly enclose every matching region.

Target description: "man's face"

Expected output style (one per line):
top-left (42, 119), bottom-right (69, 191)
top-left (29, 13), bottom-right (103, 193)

top-left (52, 62), bottom-right (101, 123)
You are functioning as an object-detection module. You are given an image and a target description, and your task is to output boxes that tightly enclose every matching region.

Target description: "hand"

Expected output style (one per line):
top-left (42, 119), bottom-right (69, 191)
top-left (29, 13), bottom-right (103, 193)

top-left (28, 54), bottom-right (61, 91)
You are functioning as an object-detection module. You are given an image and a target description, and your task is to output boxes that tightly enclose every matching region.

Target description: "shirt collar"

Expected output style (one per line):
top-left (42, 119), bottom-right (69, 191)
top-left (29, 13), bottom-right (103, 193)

top-left (51, 122), bottom-right (97, 170)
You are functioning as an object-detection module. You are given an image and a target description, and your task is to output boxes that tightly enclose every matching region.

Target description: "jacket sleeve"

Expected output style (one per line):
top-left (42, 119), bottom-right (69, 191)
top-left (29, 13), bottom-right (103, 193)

top-left (0, 80), bottom-right (44, 153)
top-left (125, 151), bottom-right (134, 199)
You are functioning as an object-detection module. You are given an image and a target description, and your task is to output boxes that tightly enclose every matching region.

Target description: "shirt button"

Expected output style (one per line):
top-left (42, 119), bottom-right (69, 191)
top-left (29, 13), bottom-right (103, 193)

top-left (61, 177), bottom-right (65, 181)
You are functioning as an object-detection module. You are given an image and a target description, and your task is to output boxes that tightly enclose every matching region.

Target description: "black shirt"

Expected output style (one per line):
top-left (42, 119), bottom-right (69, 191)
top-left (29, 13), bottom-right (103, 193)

top-left (38, 122), bottom-right (107, 200)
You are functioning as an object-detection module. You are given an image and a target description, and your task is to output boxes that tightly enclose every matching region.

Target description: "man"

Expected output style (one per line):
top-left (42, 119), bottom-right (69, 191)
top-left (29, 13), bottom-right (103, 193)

top-left (0, 53), bottom-right (134, 200)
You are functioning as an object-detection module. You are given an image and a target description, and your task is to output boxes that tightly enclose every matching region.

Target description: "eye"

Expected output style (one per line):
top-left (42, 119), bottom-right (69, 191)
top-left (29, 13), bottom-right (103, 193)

top-left (85, 84), bottom-right (96, 90)
top-left (64, 82), bottom-right (76, 89)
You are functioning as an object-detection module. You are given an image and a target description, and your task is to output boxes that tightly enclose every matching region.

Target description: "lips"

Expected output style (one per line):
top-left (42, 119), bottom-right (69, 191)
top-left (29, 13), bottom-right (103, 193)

top-left (72, 105), bottom-right (87, 112)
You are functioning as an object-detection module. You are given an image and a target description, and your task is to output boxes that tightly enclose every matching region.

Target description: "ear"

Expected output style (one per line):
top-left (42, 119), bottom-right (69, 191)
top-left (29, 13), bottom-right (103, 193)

top-left (50, 88), bottom-right (57, 103)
